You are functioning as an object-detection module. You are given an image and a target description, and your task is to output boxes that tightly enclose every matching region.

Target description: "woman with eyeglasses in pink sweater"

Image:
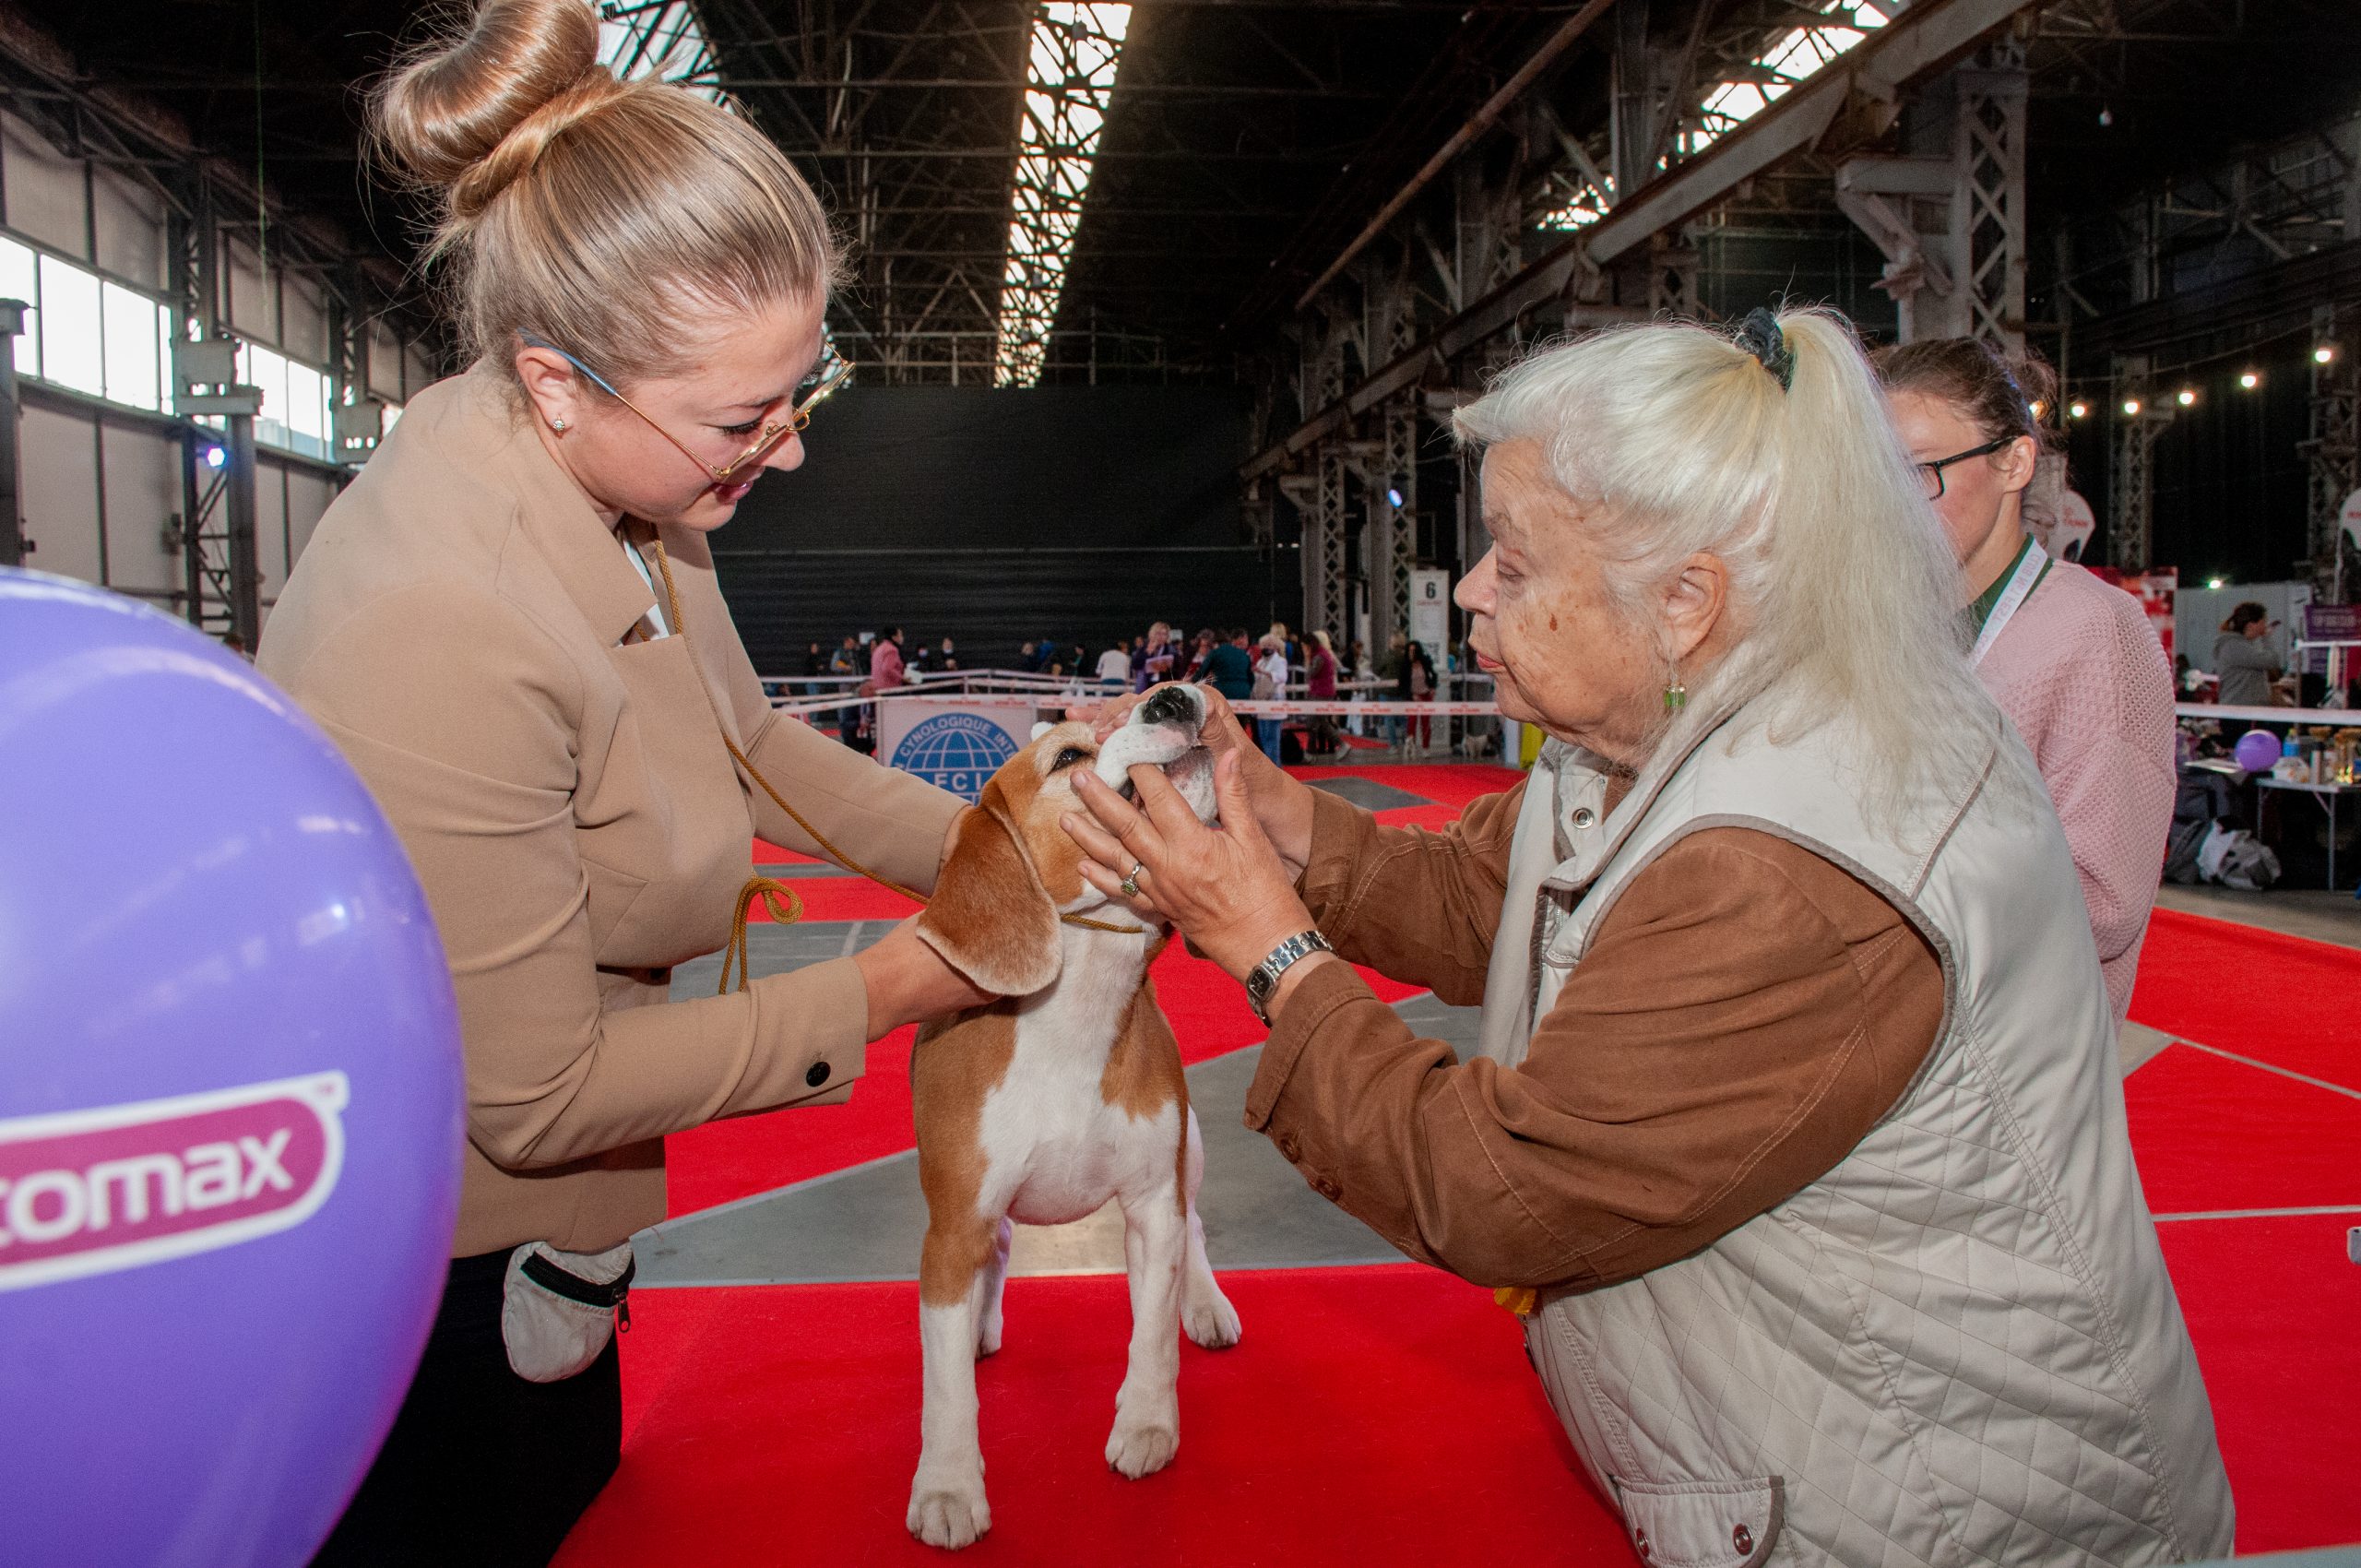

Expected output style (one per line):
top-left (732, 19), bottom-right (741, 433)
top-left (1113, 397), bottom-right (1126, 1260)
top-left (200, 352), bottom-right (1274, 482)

top-left (1879, 339), bottom-right (2177, 1022)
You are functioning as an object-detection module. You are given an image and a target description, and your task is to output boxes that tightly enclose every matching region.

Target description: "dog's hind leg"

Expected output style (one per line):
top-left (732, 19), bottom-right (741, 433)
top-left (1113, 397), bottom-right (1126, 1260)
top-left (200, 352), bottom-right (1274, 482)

top-left (1178, 1111), bottom-right (1241, 1349)
top-left (1107, 1171), bottom-right (1186, 1479)
top-left (909, 1218), bottom-right (998, 1550)
top-left (975, 1216), bottom-right (1013, 1357)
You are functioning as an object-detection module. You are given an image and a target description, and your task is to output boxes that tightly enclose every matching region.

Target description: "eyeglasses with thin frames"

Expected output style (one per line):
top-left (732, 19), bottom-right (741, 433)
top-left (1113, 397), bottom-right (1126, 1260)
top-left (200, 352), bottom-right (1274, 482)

top-left (518, 331), bottom-right (853, 482)
top-left (1916, 435), bottom-right (2016, 503)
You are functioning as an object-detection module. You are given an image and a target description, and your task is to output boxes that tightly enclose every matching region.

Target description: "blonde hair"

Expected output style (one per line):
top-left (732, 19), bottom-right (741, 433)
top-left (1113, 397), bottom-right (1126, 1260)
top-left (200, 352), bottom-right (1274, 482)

top-left (1454, 308), bottom-right (1998, 822)
top-left (372, 0), bottom-right (837, 386)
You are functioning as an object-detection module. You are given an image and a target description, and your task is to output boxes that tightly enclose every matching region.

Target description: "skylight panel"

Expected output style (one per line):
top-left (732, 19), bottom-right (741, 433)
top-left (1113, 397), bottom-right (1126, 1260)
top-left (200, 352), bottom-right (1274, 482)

top-left (597, 1), bottom-right (724, 103)
top-left (1685, 2), bottom-right (1885, 155)
top-left (997, 4), bottom-right (1132, 387)
top-left (1539, 0), bottom-right (1887, 230)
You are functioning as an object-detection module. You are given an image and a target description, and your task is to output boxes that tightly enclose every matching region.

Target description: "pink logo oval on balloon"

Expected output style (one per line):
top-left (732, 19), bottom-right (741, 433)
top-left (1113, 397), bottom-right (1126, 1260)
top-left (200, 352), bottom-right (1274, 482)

top-left (0, 1072), bottom-right (348, 1292)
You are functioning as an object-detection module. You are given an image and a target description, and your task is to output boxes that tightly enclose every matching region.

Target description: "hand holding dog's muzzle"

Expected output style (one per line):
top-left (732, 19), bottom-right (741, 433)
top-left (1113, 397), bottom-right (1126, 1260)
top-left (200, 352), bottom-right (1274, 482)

top-left (1066, 751), bottom-right (1316, 984)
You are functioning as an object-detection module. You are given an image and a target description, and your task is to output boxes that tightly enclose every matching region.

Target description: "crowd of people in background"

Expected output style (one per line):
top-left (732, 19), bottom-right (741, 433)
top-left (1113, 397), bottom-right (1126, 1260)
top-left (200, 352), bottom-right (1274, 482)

top-left (769, 617), bottom-right (1483, 762)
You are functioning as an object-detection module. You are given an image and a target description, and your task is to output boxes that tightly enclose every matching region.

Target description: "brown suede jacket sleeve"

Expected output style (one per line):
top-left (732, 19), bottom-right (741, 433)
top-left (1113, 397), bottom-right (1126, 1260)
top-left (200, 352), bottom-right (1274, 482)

top-left (1248, 822), bottom-right (1943, 1293)
top-left (1296, 781), bottom-right (1527, 1005)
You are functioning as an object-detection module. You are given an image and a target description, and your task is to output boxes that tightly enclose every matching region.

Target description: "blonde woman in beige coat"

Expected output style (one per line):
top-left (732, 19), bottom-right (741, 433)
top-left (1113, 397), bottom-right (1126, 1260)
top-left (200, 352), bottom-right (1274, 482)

top-left (257, 2), bottom-right (991, 1560)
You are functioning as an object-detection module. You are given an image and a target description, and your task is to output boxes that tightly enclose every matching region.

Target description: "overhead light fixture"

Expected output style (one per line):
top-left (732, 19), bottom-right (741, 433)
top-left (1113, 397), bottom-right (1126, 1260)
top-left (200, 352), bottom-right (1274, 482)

top-left (2029, 398), bottom-right (2047, 420)
top-left (203, 445), bottom-right (225, 470)
top-left (1385, 487), bottom-right (1404, 508)
top-left (2238, 371), bottom-right (2260, 390)
top-left (2069, 400), bottom-right (2089, 420)
top-left (2177, 388), bottom-right (2197, 407)
top-left (2317, 344), bottom-right (2339, 364)
top-left (995, 4), bottom-right (1133, 387)
top-left (2098, 106), bottom-right (2113, 127)
top-left (2207, 576), bottom-right (2225, 590)
top-left (2122, 398), bottom-right (2142, 417)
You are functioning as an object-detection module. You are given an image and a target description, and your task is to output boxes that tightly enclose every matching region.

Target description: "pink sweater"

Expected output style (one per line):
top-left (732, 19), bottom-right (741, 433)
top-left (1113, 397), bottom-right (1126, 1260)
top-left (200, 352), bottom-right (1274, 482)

top-left (1977, 560), bottom-right (2177, 1020)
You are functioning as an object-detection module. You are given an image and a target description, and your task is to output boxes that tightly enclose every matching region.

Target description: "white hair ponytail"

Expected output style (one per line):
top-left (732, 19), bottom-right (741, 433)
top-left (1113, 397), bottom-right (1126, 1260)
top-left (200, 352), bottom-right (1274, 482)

top-left (1753, 309), bottom-right (1995, 816)
top-left (1456, 307), bottom-right (2000, 826)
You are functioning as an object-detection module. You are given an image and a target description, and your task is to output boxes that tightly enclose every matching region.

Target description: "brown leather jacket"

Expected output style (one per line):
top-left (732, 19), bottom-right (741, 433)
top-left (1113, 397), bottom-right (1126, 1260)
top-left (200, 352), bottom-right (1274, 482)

top-left (1246, 784), bottom-right (1943, 1292)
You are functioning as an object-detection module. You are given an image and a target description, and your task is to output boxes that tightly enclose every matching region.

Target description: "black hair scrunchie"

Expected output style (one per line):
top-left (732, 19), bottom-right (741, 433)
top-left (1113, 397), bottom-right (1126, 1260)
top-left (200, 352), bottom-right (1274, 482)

top-left (1734, 308), bottom-right (1794, 391)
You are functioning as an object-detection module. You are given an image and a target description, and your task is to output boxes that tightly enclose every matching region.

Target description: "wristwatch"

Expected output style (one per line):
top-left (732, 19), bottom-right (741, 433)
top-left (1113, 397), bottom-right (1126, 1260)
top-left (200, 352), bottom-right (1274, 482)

top-left (1245, 930), bottom-right (1334, 1025)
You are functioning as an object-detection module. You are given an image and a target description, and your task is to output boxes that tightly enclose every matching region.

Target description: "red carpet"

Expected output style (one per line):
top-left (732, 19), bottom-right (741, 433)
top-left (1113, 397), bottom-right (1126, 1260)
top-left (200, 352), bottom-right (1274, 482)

top-left (2130, 909), bottom-right (2361, 1087)
top-left (554, 1265), bottom-right (1627, 1568)
top-left (2122, 1044), bottom-right (2361, 1216)
top-left (2159, 1215), bottom-right (2361, 1552)
top-left (579, 773), bottom-right (2361, 1562)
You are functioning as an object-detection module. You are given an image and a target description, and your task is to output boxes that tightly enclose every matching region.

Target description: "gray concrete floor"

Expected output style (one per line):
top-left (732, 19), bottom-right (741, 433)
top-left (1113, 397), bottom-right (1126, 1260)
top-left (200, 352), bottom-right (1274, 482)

top-left (2154, 884), bottom-right (2361, 951)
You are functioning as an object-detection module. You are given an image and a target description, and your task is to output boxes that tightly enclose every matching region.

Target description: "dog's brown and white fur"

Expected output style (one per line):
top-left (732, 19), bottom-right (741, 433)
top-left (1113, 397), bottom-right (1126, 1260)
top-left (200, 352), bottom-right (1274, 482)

top-left (905, 685), bottom-right (1241, 1550)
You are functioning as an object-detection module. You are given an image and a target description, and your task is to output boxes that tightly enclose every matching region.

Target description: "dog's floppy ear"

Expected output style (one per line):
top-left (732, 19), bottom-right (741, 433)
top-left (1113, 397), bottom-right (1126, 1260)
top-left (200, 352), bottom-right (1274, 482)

top-left (915, 779), bottom-right (1063, 997)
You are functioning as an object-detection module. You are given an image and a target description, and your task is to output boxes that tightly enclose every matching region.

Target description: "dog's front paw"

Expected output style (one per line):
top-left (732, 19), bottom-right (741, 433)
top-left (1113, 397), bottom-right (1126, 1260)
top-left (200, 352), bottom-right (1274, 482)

top-left (1183, 1286), bottom-right (1241, 1350)
top-left (1105, 1410), bottom-right (1179, 1479)
top-left (908, 1466), bottom-right (991, 1550)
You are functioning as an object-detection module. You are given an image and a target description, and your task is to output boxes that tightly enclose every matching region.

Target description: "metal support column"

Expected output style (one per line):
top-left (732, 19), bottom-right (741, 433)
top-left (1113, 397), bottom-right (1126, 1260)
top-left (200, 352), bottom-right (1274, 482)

top-left (0, 299), bottom-right (25, 569)
top-left (2107, 358), bottom-right (2171, 572)
top-left (1609, 0), bottom-right (1655, 201)
top-left (1835, 45), bottom-right (2025, 348)
top-left (1384, 398), bottom-right (1418, 648)
top-left (1314, 442), bottom-right (1349, 641)
top-left (1299, 314), bottom-right (1352, 639)
top-left (1358, 270), bottom-right (1421, 656)
top-left (1953, 43), bottom-right (2028, 350)
top-left (1646, 231), bottom-right (1703, 320)
top-left (2306, 305), bottom-right (2358, 602)
top-left (223, 410), bottom-right (260, 647)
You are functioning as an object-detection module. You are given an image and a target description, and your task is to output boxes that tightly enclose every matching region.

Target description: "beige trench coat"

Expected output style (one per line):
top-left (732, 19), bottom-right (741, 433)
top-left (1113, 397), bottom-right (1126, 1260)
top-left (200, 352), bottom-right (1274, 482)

top-left (259, 365), bottom-right (964, 1256)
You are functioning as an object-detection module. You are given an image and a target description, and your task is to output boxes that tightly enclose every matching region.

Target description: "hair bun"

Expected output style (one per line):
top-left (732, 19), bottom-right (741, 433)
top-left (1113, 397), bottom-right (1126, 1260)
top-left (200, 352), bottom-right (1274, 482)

top-left (373, 0), bottom-right (611, 213)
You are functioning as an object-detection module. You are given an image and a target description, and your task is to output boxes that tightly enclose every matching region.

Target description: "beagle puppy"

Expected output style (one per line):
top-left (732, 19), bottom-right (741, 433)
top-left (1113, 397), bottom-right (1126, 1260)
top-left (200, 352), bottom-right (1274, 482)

top-left (905, 683), bottom-right (1242, 1550)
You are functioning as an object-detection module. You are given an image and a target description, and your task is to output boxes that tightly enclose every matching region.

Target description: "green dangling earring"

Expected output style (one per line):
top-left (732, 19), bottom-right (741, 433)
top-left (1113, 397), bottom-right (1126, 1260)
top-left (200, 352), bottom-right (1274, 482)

top-left (1664, 678), bottom-right (1688, 713)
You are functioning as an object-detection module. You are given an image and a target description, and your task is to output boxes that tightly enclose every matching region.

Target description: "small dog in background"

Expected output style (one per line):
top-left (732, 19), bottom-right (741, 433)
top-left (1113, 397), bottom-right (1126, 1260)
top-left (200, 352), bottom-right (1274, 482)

top-left (904, 684), bottom-right (1242, 1550)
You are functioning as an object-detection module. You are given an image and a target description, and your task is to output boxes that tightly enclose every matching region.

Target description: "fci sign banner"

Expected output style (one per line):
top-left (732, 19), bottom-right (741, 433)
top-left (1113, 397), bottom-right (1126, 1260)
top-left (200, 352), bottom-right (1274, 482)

top-left (880, 696), bottom-right (1041, 801)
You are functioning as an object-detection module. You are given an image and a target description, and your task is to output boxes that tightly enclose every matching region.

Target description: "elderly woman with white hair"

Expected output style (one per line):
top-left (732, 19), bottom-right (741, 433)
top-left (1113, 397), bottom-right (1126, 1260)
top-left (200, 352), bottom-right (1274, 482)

top-left (1067, 310), bottom-right (2232, 1565)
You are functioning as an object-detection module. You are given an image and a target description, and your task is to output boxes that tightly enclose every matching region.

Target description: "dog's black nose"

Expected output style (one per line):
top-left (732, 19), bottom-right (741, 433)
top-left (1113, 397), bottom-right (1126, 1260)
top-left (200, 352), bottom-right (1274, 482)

top-left (1140, 685), bottom-right (1196, 729)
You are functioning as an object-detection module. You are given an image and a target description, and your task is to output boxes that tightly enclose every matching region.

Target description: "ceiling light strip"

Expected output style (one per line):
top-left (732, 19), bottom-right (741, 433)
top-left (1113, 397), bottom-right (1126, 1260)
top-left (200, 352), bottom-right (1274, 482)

top-left (996, 3), bottom-right (1133, 387)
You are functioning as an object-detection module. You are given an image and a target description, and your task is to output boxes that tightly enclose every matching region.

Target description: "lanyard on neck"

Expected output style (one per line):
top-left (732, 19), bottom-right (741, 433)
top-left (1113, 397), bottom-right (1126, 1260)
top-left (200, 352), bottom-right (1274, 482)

top-left (1969, 538), bottom-right (2047, 667)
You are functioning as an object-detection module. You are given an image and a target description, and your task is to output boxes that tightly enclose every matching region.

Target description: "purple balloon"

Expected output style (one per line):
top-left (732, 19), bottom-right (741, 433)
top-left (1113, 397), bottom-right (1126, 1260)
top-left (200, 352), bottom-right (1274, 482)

top-left (2233, 729), bottom-right (2282, 774)
top-left (0, 571), bottom-right (462, 1567)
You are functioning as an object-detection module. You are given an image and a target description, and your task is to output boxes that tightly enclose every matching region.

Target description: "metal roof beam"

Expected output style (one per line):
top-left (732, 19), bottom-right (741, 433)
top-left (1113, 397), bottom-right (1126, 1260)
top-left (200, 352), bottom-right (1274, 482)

top-left (1240, 0), bottom-right (2042, 483)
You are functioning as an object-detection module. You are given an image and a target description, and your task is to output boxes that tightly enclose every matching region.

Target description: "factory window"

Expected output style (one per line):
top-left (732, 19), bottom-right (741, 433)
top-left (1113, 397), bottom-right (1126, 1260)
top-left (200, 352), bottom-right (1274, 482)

top-left (236, 339), bottom-right (335, 463)
top-left (0, 233), bottom-right (176, 417)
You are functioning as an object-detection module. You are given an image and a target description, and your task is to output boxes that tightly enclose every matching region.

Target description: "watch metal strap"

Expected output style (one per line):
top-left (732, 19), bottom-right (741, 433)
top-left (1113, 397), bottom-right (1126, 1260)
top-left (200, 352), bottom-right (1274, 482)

top-left (1249, 929), bottom-right (1333, 1023)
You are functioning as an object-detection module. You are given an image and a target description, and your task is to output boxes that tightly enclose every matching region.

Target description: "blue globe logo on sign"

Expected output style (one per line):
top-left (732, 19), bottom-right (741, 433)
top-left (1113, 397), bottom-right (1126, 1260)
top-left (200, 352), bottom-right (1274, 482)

top-left (892, 711), bottom-right (1020, 801)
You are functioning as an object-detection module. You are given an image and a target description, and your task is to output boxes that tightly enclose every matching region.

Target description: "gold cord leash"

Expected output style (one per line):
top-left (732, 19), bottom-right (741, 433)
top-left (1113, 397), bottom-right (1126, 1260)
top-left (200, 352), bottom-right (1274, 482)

top-left (643, 538), bottom-right (1144, 995)
top-left (720, 877), bottom-right (803, 994)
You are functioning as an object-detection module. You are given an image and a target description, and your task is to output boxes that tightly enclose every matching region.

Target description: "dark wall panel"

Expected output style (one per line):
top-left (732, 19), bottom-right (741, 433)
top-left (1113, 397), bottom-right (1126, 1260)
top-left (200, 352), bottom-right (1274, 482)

top-left (714, 386), bottom-right (1267, 671)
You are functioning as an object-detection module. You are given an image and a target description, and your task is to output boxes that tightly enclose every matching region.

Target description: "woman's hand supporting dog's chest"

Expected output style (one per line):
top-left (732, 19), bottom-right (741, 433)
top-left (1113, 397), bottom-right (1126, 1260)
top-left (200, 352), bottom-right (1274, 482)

top-left (854, 807), bottom-right (999, 1037)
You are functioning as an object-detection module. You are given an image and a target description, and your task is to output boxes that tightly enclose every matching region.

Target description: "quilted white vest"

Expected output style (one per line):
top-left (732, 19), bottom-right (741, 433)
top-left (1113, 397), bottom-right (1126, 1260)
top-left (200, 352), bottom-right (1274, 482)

top-left (1481, 697), bottom-right (2234, 1567)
